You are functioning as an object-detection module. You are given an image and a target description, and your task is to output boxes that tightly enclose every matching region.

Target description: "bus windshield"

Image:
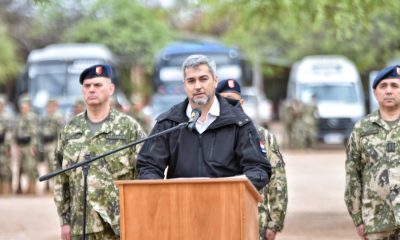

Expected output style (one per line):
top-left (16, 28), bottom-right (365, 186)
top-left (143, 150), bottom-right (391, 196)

top-left (28, 59), bottom-right (105, 110)
top-left (159, 53), bottom-right (242, 82)
top-left (298, 83), bottom-right (358, 103)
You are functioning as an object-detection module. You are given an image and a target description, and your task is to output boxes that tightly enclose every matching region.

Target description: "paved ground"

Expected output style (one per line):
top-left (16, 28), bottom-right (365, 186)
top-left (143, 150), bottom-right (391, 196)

top-left (0, 122), bottom-right (360, 240)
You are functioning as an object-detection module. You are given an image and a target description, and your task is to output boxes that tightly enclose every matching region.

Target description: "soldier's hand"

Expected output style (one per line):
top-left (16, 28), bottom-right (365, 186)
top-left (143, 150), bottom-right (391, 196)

top-left (31, 147), bottom-right (37, 156)
top-left (61, 224), bottom-right (71, 240)
top-left (5, 147), bottom-right (11, 157)
top-left (356, 224), bottom-right (366, 240)
top-left (266, 229), bottom-right (276, 240)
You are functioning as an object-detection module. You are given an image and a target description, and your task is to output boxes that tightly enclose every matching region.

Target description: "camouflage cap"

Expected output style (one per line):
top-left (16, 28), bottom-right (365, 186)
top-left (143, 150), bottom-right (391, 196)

top-left (47, 97), bottom-right (58, 104)
top-left (74, 99), bottom-right (85, 105)
top-left (18, 94), bottom-right (30, 105)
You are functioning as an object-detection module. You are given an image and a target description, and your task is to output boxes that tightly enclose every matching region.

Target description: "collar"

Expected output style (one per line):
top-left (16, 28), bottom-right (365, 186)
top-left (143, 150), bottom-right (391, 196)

top-left (186, 95), bottom-right (220, 120)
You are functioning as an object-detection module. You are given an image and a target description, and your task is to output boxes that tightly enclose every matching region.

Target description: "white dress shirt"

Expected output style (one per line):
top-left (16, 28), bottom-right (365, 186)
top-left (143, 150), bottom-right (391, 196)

top-left (186, 96), bottom-right (220, 134)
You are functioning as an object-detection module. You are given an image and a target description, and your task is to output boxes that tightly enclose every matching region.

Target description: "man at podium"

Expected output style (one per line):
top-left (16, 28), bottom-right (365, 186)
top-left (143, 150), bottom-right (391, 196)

top-left (137, 54), bottom-right (271, 191)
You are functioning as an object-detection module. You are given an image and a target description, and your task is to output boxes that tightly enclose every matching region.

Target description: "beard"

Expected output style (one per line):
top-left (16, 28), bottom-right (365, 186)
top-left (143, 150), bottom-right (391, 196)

top-left (192, 95), bottom-right (210, 105)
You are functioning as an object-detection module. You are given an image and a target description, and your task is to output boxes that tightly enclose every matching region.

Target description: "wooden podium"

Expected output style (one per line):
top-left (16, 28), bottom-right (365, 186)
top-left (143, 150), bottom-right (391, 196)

top-left (115, 177), bottom-right (262, 240)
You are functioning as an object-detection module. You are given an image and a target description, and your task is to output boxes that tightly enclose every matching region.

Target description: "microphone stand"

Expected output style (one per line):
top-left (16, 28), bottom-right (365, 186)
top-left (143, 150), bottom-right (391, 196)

top-left (39, 121), bottom-right (189, 239)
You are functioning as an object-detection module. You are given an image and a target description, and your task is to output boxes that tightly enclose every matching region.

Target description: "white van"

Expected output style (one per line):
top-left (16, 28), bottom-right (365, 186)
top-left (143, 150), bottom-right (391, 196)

top-left (287, 55), bottom-right (366, 144)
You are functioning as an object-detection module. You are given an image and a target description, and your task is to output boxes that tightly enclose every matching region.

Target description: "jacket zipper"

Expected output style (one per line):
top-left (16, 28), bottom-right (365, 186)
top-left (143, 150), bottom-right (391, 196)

top-left (198, 134), bottom-right (203, 176)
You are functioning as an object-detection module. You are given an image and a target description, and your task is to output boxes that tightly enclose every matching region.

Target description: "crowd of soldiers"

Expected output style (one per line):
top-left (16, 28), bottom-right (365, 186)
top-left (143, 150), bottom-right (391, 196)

top-left (0, 94), bottom-right (64, 195)
top-left (0, 93), bottom-right (152, 196)
top-left (281, 95), bottom-right (319, 149)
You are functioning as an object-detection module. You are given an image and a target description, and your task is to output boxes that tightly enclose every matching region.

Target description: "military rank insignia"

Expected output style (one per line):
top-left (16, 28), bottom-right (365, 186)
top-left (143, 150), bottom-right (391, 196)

top-left (96, 66), bottom-right (103, 75)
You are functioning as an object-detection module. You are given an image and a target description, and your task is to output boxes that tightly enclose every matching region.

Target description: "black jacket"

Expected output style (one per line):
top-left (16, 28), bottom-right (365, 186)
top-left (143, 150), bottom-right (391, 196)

top-left (137, 95), bottom-right (271, 190)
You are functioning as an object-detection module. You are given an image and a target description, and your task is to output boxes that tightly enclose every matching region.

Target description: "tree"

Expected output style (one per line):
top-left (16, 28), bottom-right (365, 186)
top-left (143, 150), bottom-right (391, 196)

top-left (62, 0), bottom-right (174, 96)
top-left (0, 20), bottom-right (20, 86)
top-left (182, 0), bottom-right (398, 73)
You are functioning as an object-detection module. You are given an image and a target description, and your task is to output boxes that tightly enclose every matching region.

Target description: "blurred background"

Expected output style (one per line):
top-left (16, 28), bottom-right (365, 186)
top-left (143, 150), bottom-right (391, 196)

top-left (1, 0), bottom-right (400, 122)
top-left (1, 0), bottom-right (400, 239)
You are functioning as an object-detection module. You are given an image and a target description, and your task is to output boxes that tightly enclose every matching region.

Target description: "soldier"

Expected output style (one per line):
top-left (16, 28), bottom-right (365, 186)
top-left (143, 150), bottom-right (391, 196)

top-left (130, 95), bottom-right (151, 134)
top-left (280, 99), bottom-right (294, 148)
top-left (289, 98), bottom-right (306, 149)
top-left (345, 64), bottom-right (400, 240)
top-left (40, 98), bottom-right (64, 192)
top-left (216, 79), bottom-right (288, 240)
top-left (54, 64), bottom-right (146, 240)
top-left (302, 93), bottom-right (318, 149)
top-left (73, 99), bottom-right (85, 115)
top-left (0, 95), bottom-right (13, 195)
top-left (14, 94), bottom-right (39, 194)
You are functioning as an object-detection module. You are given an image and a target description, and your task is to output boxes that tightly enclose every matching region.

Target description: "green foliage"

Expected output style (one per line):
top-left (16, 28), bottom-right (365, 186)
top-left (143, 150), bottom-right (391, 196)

top-left (200, 0), bottom-right (400, 73)
top-left (0, 21), bottom-right (20, 84)
top-left (31, 0), bottom-right (174, 96)
top-left (64, 0), bottom-right (174, 71)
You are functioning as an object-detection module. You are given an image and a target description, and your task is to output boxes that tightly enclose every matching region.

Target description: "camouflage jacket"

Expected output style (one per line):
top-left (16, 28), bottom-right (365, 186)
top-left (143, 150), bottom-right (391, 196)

top-left (41, 111), bottom-right (64, 143)
top-left (14, 111), bottom-right (39, 146)
top-left (54, 108), bottom-right (146, 236)
top-left (257, 127), bottom-right (288, 234)
top-left (345, 110), bottom-right (400, 234)
top-left (0, 111), bottom-right (13, 148)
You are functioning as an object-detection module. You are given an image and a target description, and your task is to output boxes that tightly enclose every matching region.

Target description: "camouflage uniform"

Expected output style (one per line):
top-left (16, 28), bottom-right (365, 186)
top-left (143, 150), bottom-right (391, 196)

top-left (280, 100), bottom-right (293, 148)
top-left (257, 126), bottom-right (288, 239)
top-left (0, 103), bottom-right (13, 194)
top-left (54, 108), bottom-right (146, 238)
top-left (288, 99), bottom-right (305, 149)
top-left (345, 110), bottom-right (400, 236)
top-left (302, 100), bottom-right (318, 149)
top-left (41, 110), bottom-right (64, 172)
top-left (130, 109), bottom-right (151, 134)
top-left (15, 103), bottom-right (39, 193)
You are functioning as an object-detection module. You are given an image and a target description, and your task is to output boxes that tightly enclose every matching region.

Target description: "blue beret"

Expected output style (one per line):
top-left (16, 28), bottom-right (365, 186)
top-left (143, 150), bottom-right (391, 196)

top-left (216, 79), bottom-right (241, 94)
top-left (79, 64), bottom-right (112, 84)
top-left (373, 64), bottom-right (400, 89)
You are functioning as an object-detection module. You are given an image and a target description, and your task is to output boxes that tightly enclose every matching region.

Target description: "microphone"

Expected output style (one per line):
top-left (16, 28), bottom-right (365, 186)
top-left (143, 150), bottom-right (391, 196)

top-left (188, 108), bottom-right (201, 131)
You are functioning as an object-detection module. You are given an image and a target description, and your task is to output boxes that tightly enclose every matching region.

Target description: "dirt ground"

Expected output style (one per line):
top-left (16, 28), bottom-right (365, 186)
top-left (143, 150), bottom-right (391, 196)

top-left (0, 122), bottom-right (360, 240)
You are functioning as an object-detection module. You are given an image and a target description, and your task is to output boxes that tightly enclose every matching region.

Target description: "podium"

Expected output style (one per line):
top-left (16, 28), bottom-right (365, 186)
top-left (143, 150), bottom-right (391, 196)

top-left (116, 177), bottom-right (262, 240)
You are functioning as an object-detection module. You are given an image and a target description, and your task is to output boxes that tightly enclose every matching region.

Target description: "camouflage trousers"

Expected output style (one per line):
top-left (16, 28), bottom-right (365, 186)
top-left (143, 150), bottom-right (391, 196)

top-left (18, 145), bottom-right (38, 180)
top-left (72, 225), bottom-right (119, 240)
top-left (43, 142), bottom-right (57, 172)
top-left (366, 229), bottom-right (400, 240)
top-left (0, 153), bottom-right (11, 181)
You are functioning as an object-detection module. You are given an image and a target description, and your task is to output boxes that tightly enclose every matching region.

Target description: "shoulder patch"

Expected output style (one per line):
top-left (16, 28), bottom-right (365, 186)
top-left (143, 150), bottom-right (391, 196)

top-left (65, 133), bottom-right (82, 140)
top-left (360, 129), bottom-right (379, 137)
top-left (259, 141), bottom-right (267, 153)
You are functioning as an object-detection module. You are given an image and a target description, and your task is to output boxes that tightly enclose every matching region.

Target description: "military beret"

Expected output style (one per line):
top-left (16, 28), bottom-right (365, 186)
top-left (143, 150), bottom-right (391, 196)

top-left (216, 79), bottom-right (241, 94)
top-left (373, 64), bottom-right (400, 89)
top-left (79, 64), bottom-right (112, 84)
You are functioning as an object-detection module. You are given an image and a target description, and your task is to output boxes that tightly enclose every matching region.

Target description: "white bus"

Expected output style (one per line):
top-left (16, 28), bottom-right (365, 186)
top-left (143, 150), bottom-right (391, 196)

top-left (17, 43), bottom-right (120, 116)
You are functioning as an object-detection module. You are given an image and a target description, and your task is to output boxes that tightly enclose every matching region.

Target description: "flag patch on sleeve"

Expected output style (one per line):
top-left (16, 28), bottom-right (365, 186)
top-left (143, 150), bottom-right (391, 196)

top-left (260, 141), bottom-right (266, 153)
